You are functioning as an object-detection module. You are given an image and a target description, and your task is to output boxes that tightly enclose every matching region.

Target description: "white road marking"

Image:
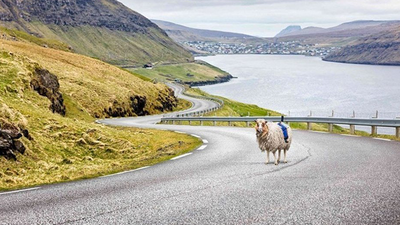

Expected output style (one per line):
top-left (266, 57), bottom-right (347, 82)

top-left (373, 138), bottom-right (392, 142)
top-left (191, 134), bottom-right (201, 138)
top-left (202, 139), bottom-right (209, 144)
top-left (310, 131), bottom-right (328, 134)
top-left (101, 166), bottom-right (151, 178)
top-left (197, 145), bottom-right (208, 150)
top-left (0, 187), bottom-right (41, 196)
top-left (341, 134), bottom-right (361, 138)
top-left (171, 153), bottom-right (193, 160)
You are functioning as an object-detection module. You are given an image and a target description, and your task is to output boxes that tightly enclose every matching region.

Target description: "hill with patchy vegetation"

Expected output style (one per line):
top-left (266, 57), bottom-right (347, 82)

top-left (0, 31), bottom-right (200, 190)
top-left (152, 19), bottom-right (262, 43)
top-left (0, 0), bottom-right (193, 66)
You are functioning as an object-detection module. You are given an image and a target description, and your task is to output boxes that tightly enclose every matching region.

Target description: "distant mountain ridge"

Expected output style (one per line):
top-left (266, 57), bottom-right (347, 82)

top-left (152, 19), bottom-right (260, 42)
top-left (0, 0), bottom-right (192, 66)
top-left (275, 20), bottom-right (396, 38)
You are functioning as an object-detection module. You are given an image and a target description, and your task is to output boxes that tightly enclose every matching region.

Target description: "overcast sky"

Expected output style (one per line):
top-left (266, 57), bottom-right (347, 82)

top-left (118, 0), bottom-right (400, 37)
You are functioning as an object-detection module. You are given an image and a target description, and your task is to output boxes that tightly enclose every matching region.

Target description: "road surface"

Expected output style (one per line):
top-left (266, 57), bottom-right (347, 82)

top-left (1, 84), bottom-right (399, 224)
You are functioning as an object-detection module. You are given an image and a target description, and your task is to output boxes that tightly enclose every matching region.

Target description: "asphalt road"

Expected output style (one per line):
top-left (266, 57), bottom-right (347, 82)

top-left (1, 84), bottom-right (400, 224)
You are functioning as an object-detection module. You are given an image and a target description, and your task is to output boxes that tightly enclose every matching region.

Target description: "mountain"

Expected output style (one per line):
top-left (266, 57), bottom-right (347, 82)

top-left (0, 0), bottom-right (192, 66)
top-left (277, 21), bottom-right (393, 38)
top-left (275, 25), bottom-right (301, 37)
top-left (277, 20), bottom-right (400, 46)
top-left (323, 26), bottom-right (400, 65)
top-left (152, 19), bottom-right (260, 43)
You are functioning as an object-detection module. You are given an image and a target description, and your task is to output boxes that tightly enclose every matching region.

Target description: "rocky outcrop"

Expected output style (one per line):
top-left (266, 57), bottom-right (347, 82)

top-left (103, 87), bottom-right (178, 118)
top-left (103, 95), bottom-right (148, 118)
top-left (30, 68), bottom-right (66, 115)
top-left (184, 74), bottom-right (234, 87)
top-left (155, 88), bottom-right (178, 112)
top-left (0, 120), bottom-right (27, 160)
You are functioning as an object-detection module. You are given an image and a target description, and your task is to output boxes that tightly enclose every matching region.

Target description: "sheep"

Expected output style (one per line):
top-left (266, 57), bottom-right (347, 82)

top-left (255, 119), bottom-right (292, 165)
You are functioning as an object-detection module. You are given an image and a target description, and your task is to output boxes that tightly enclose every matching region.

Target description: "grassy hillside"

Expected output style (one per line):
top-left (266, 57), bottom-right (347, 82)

top-left (324, 26), bottom-right (400, 65)
top-left (131, 60), bottom-right (230, 85)
top-left (0, 38), bottom-right (201, 191)
top-left (21, 23), bottom-right (193, 66)
top-left (0, 0), bottom-right (193, 66)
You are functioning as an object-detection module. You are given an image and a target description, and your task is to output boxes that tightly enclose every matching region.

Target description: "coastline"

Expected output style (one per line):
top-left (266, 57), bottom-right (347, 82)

top-left (184, 74), bottom-right (234, 87)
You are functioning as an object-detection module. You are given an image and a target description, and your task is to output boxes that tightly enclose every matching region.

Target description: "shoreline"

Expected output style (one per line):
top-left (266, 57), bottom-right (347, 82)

top-left (184, 74), bottom-right (234, 87)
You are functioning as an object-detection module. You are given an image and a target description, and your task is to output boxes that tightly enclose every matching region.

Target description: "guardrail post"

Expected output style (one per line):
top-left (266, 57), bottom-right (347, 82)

top-left (371, 126), bottom-right (377, 136)
top-left (307, 122), bottom-right (312, 130)
top-left (350, 125), bottom-right (355, 135)
top-left (189, 120), bottom-right (191, 125)
top-left (328, 124), bottom-right (333, 132)
top-left (396, 127), bottom-right (400, 138)
top-left (228, 121), bottom-right (232, 126)
top-left (307, 111), bottom-right (312, 130)
top-left (200, 121), bottom-right (203, 126)
top-left (213, 121), bottom-right (216, 126)
top-left (246, 121), bottom-right (250, 127)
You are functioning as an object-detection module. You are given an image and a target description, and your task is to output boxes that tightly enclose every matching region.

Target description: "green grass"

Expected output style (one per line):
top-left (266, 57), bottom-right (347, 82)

top-left (131, 61), bottom-right (229, 83)
top-left (0, 27), bottom-right (71, 52)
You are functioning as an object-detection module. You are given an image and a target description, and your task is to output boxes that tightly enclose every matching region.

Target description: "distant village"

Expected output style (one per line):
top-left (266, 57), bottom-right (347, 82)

top-left (182, 41), bottom-right (340, 57)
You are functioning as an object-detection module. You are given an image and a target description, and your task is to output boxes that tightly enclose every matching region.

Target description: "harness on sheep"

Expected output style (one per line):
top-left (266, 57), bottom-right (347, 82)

top-left (278, 116), bottom-right (289, 143)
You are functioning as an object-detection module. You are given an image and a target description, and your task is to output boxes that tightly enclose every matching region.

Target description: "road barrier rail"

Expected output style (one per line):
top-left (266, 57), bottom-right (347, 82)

top-left (161, 116), bottom-right (400, 138)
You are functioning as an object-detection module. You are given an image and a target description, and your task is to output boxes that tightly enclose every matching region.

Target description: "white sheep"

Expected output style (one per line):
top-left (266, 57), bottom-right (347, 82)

top-left (255, 119), bottom-right (292, 165)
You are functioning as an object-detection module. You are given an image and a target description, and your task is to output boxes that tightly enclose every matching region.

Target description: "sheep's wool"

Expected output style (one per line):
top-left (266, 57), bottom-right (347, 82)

top-left (256, 122), bottom-right (292, 153)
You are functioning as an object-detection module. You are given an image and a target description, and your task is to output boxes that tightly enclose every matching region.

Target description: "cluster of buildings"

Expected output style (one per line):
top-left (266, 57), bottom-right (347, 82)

top-left (183, 41), bottom-right (339, 57)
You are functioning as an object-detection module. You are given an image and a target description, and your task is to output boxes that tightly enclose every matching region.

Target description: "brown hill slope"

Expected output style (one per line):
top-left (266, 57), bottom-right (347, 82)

top-left (324, 26), bottom-right (400, 65)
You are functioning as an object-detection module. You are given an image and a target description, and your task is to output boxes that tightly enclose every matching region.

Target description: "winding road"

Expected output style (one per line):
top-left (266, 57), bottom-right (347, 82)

top-left (1, 84), bottom-right (400, 224)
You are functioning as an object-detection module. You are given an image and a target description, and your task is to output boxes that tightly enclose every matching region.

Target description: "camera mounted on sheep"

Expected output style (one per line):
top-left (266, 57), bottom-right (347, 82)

top-left (254, 118), bottom-right (292, 165)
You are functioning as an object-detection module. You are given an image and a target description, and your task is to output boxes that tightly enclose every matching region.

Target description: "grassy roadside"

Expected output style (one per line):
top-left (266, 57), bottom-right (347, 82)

top-left (0, 36), bottom-right (202, 191)
top-left (178, 87), bottom-right (400, 141)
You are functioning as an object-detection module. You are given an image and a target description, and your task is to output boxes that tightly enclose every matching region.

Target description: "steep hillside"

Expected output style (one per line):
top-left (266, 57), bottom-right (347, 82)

top-left (152, 19), bottom-right (261, 43)
top-left (0, 0), bottom-right (193, 66)
top-left (0, 35), bottom-right (200, 190)
top-left (324, 26), bottom-right (400, 65)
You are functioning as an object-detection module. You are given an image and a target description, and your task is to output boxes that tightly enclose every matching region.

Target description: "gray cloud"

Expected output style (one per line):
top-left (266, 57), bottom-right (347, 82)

top-left (118, 0), bottom-right (400, 37)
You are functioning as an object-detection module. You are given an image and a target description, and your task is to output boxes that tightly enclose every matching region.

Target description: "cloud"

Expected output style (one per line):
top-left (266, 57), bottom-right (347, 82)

top-left (118, 0), bottom-right (400, 37)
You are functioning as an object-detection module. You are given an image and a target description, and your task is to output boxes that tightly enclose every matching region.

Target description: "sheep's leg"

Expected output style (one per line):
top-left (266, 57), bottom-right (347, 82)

top-left (283, 149), bottom-right (287, 163)
top-left (273, 151), bottom-right (278, 165)
top-left (278, 150), bottom-right (281, 163)
top-left (265, 150), bottom-right (270, 164)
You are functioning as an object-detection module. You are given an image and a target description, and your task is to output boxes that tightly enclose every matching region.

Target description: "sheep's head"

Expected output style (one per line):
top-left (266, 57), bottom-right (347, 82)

top-left (255, 119), bottom-right (268, 136)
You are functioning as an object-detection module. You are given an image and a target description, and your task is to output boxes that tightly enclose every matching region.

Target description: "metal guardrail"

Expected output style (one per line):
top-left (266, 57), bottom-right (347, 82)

top-left (166, 83), bottom-right (399, 138)
top-left (161, 116), bottom-right (400, 138)
top-left (173, 89), bottom-right (225, 118)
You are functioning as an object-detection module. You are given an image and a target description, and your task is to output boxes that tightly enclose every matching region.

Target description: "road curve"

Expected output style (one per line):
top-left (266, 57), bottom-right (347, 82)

top-left (1, 85), bottom-right (400, 224)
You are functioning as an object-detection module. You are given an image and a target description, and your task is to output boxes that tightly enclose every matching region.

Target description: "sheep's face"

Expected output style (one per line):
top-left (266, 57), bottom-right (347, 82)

top-left (255, 119), bottom-right (268, 135)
